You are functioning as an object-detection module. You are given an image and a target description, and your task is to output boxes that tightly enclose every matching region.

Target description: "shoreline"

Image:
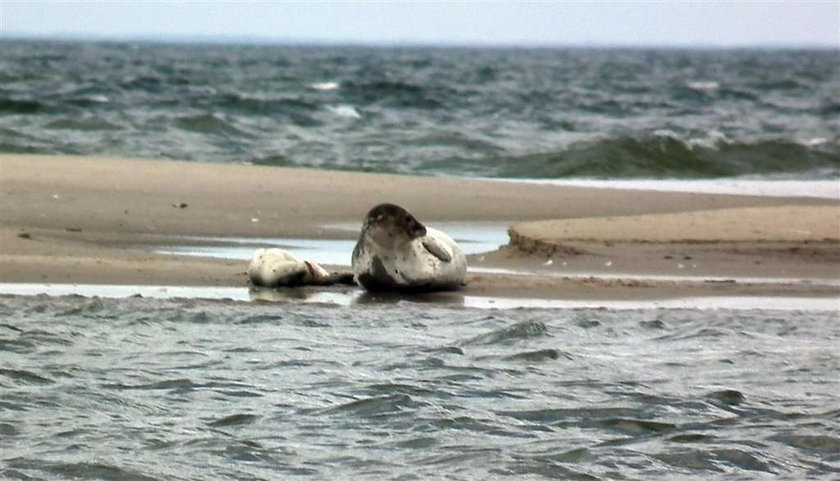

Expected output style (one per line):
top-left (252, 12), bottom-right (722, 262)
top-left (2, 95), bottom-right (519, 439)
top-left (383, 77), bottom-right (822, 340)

top-left (1, 154), bottom-right (838, 303)
top-left (492, 178), bottom-right (840, 200)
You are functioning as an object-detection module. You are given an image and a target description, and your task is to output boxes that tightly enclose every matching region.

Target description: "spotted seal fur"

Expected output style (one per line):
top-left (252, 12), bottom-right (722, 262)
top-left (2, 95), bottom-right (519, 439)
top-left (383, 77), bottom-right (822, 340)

top-left (351, 203), bottom-right (467, 292)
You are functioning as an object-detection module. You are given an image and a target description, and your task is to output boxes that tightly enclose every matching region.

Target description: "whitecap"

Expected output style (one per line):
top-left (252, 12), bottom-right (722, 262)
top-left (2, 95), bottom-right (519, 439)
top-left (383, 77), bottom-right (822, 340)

top-left (310, 81), bottom-right (340, 91)
top-left (687, 129), bottom-right (729, 149)
top-left (687, 81), bottom-right (720, 92)
top-left (86, 94), bottom-right (110, 103)
top-left (653, 129), bottom-right (680, 139)
top-left (801, 137), bottom-right (827, 147)
top-left (328, 105), bottom-right (361, 119)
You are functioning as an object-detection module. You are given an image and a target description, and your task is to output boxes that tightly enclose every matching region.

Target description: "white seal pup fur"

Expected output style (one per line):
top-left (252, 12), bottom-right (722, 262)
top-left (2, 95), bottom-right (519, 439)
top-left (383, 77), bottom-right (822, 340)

top-left (248, 248), bottom-right (352, 287)
top-left (351, 203), bottom-right (467, 292)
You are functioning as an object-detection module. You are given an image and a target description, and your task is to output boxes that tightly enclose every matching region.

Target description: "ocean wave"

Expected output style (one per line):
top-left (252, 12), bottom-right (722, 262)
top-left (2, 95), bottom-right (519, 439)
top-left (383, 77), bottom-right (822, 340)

top-left (749, 78), bottom-right (810, 91)
top-left (0, 97), bottom-right (47, 114)
top-left (406, 132), bottom-right (502, 154)
top-left (248, 154), bottom-right (290, 166)
top-left (6, 459), bottom-right (160, 481)
top-left (45, 118), bottom-right (124, 131)
top-left (671, 84), bottom-right (760, 103)
top-left (0, 142), bottom-right (40, 154)
top-left (342, 80), bottom-right (448, 109)
top-left (818, 102), bottom-right (840, 117)
top-left (66, 94), bottom-right (111, 106)
top-left (217, 93), bottom-right (318, 115)
top-left (480, 136), bottom-right (840, 179)
top-left (120, 74), bottom-right (167, 92)
top-left (172, 114), bottom-right (256, 138)
top-left (461, 320), bottom-right (549, 346)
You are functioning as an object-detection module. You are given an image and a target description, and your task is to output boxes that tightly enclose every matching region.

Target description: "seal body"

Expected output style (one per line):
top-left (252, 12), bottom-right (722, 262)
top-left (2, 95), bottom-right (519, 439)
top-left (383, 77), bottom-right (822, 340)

top-left (351, 203), bottom-right (467, 292)
top-left (248, 248), bottom-right (331, 287)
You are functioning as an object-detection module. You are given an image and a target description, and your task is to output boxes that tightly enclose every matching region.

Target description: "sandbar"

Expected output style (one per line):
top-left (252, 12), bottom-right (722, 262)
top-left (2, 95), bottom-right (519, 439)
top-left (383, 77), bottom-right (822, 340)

top-left (1, 154), bottom-right (838, 302)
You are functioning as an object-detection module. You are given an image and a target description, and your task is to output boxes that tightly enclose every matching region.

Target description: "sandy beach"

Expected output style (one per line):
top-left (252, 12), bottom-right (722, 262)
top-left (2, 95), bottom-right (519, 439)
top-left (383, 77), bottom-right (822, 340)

top-left (1, 154), bottom-right (838, 301)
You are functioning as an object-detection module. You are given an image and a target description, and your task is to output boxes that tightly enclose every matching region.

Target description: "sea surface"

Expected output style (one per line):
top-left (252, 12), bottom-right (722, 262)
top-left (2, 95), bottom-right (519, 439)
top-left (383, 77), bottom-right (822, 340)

top-left (1, 293), bottom-right (838, 480)
top-left (0, 39), bottom-right (838, 179)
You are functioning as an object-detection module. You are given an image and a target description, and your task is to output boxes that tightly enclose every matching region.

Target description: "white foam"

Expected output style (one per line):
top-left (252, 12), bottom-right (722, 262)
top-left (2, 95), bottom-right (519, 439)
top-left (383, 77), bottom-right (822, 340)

top-left (309, 81), bottom-right (340, 91)
top-left (802, 137), bottom-right (828, 147)
top-left (686, 80), bottom-right (720, 92)
top-left (85, 94), bottom-right (110, 103)
top-left (491, 178), bottom-right (840, 200)
top-left (327, 104), bottom-right (361, 119)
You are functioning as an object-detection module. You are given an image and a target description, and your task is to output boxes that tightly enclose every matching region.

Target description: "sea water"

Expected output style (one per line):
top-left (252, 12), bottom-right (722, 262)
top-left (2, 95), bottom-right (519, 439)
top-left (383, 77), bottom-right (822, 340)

top-left (1, 294), bottom-right (838, 480)
top-left (0, 40), bottom-right (837, 179)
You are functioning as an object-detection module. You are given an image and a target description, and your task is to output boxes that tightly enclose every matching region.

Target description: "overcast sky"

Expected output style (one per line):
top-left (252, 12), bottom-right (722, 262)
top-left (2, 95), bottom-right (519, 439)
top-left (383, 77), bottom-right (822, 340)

top-left (1, 1), bottom-right (838, 48)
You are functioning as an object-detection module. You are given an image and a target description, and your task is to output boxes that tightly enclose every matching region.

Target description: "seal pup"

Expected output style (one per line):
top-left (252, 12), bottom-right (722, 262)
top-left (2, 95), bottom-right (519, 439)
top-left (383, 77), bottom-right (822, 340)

top-left (248, 248), bottom-right (353, 287)
top-left (351, 203), bottom-right (467, 292)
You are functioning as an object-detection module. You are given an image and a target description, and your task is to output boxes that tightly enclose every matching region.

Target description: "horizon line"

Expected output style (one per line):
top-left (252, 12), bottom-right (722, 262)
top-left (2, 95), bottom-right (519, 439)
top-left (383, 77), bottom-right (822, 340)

top-left (1, 32), bottom-right (837, 51)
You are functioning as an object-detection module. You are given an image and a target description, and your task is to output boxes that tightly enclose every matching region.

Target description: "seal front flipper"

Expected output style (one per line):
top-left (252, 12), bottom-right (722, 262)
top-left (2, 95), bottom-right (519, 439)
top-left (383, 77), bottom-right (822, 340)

top-left (357, 256), bottom-right (399, 291)
top-left (422, 237), bottom-right (452, 263)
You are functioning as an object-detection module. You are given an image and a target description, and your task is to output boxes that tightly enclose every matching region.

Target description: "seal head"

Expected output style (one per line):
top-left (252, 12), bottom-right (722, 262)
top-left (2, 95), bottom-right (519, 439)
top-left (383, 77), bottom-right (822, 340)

top-left (360, 203), bottom-right (426, 247)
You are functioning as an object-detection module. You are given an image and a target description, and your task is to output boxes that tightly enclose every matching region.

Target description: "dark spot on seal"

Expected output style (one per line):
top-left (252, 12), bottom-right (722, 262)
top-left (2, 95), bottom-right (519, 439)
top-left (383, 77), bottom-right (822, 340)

top-left (286, 270), bottom-right (308, 287)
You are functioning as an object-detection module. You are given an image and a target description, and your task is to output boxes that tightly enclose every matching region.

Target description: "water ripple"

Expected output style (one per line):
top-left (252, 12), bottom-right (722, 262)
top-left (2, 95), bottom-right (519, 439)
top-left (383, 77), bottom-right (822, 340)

top-left (0, 293), bottom-right (837, 480)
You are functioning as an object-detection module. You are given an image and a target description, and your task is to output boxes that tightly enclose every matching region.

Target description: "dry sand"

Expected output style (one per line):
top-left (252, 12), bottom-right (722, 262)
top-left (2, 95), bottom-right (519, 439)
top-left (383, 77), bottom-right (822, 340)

top-left (1, 154), bottom-right (838, 301)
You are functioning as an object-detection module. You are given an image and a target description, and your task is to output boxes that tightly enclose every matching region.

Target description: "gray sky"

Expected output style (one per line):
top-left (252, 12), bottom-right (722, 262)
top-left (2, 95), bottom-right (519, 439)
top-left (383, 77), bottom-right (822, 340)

top-left (2, 1), bottom-right (838, 48)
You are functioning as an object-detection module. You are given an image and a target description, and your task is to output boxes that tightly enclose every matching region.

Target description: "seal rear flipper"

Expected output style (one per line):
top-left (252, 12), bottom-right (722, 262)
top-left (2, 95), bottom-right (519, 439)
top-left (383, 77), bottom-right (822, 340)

top-left (304, 260), bottom-right (331, 284)
top-left (422, 238), bottom-right (452, 263)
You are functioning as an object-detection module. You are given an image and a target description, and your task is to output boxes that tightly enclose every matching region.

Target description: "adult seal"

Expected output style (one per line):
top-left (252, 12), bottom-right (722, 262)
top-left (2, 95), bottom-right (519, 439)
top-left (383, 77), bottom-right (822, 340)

top-left (351, 203), bottom-right (467, 292)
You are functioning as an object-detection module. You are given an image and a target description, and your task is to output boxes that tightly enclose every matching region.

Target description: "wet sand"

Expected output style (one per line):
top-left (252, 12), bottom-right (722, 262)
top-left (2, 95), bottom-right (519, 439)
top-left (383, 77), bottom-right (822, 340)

top-left (1, 154), bottom-right (838, 301)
